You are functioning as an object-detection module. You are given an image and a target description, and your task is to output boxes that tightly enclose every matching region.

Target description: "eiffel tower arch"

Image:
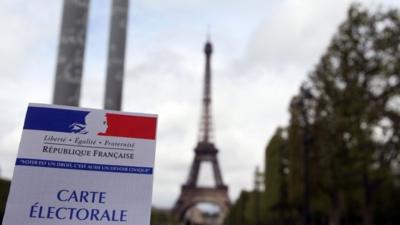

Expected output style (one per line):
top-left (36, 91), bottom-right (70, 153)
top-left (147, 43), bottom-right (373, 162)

top-left (173, 40), bottom-right (230, 224)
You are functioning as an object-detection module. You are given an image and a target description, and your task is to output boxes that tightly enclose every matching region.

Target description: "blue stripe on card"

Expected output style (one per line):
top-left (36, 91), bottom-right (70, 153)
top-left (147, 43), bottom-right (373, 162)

top-left (15, 158), bottom-right (153, 175)
top-left (24, 107), bottom-right (89, 133)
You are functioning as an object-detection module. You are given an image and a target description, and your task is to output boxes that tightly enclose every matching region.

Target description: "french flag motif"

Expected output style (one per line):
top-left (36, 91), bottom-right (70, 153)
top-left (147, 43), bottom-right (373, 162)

top-left (23, 106), bottom-right (157, 140)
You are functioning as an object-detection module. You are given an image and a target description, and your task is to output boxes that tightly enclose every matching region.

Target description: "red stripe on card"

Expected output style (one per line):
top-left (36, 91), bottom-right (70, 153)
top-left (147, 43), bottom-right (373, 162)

top-left (99, 113), bottom-right (157, 140)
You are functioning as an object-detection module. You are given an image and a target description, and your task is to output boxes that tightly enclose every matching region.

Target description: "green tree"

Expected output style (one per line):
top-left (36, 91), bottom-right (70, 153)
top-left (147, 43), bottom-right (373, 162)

top-left (297, 4), bottom-right (400, 225)
top-left (225, 4), bottom-right (400, 225)
top-left (263, 128), bottom-right (292, 225)
top-left (150, 208), bottom-right (178, 225)
top-left (287, 90), bottom-right (331, 225)
top-left (224, 191), bottom-right (252, 225)
top-left (286, 97), bottom-right (307, 224)
top-left (0, 178), bottom-right (10, 224)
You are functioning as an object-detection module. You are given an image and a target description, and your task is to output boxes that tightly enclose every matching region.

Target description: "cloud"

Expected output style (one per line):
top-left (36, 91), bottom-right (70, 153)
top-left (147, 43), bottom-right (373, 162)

top-left (0, 0), bottom-right (60, 80)
top-left (246, 0), bottom-right (350, 69)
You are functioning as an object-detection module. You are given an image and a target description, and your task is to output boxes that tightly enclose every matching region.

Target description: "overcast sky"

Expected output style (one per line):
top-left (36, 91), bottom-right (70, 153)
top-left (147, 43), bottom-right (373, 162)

top-left (1, 0), bottom-right (399, 208)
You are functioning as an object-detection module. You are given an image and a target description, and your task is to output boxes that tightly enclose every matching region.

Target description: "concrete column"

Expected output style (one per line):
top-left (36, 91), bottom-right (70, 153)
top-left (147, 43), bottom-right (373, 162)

top-left (104, 0), bottom-right (129, 110)
top-left (53, 0), bottom-right (90, 106)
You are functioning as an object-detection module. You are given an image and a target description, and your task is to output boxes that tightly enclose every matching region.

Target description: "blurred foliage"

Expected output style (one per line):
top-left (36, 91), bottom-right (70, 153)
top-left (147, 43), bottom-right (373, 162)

top-left (224, 191), bottom-right (253, 225)
top-left (150, 207), bottom-right (178, 225)
top-left (225, 3), bottom-right (400, 225)
top-left (0, 178), bottom-right (10, 224)
top-left (261, 128), bottom-right (292, 224)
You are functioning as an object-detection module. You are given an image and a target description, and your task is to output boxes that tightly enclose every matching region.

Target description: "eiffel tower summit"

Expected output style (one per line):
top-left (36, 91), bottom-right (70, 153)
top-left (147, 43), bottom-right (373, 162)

top-left (173, 39), bottom-right (230, 225)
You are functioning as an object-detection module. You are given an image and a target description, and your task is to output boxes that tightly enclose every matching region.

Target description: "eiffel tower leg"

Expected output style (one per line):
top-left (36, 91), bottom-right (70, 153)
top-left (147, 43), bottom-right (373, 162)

top-left (211, 157), bottom-right (224, 187)
top-left (186, 156), bottom-right (201, 187)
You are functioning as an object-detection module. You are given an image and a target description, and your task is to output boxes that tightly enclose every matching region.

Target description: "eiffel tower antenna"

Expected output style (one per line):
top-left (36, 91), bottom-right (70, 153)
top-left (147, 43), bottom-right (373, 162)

top-left (207, 25), bottom-right (211, 41)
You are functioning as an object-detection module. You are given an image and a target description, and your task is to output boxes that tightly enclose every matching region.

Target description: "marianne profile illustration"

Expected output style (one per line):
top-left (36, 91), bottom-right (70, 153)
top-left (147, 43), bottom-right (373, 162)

top-left (69, 112), bottom-right (108, 135)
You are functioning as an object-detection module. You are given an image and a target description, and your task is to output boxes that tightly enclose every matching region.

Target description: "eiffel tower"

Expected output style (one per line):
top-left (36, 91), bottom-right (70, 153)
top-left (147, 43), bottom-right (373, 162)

top-left (173, 39), bottom-right (230, 223)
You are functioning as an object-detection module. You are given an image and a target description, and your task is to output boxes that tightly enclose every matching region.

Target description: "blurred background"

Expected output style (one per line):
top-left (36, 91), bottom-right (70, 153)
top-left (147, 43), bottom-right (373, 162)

top-left (1, 0), bottom-right (400, 225)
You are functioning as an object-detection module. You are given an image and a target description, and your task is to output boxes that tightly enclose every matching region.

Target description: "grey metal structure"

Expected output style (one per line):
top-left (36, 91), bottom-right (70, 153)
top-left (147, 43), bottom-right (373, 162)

top-left (53, 0), bottom-right (90, 106)
top-left (199, 41), bottom-right (214, 143)
top-left (173, 40), bottom-right (230, 224)
top-left (104, 0), bottom-right (129, 110)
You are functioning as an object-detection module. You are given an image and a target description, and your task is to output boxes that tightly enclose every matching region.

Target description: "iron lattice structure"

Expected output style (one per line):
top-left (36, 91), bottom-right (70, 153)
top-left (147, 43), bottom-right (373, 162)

top-left (173, 40), bottom-right (230, 223)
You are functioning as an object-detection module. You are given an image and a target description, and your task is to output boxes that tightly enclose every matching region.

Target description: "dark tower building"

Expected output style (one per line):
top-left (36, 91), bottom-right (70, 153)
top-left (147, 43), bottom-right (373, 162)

top-left (173, 40), bottom-right (230, 224)
top-left (53, 0), bottom-right (90, 106)
top-left (104, 0), bottom-right (129, 110)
